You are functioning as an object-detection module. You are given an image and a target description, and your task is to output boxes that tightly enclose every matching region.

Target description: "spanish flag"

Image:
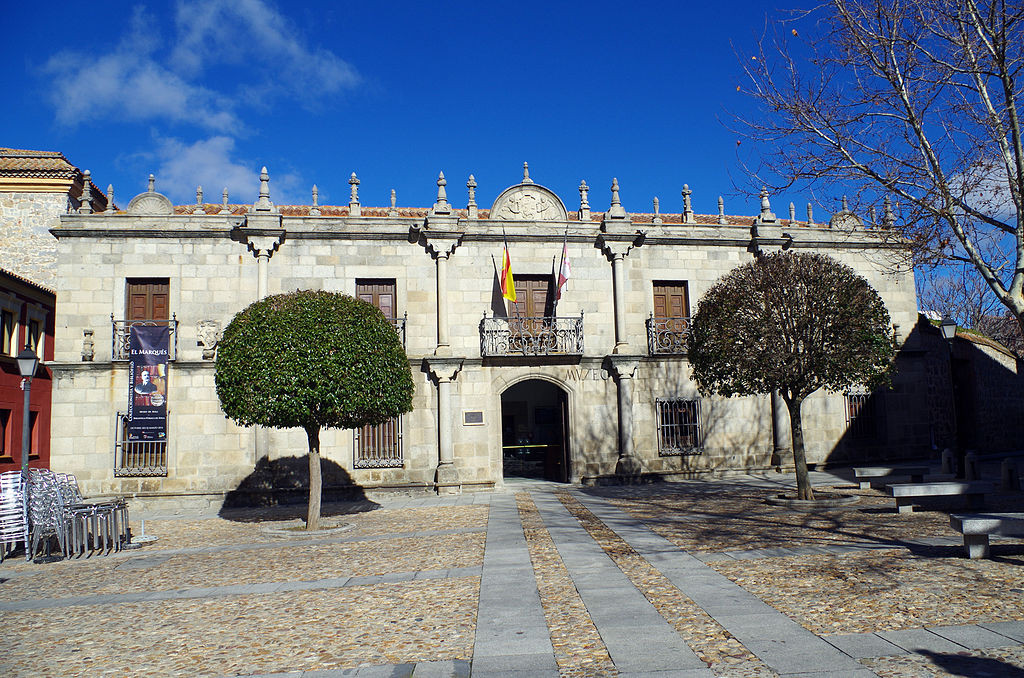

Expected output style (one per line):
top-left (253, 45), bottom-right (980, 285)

top-left (500, 244), bottom-right (516, 302)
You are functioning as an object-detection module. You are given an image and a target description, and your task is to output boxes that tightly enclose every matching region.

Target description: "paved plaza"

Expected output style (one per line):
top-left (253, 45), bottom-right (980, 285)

top-left (1, 470), bottom-right (1022, 677)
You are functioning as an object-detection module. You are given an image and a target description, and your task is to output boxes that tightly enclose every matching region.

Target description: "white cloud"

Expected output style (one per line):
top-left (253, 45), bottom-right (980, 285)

top-left (153, 136), bottom-right (257, 204)
top-left (43, 0), bottom-right (359, 129)
top-left (172, 0), bottom-right (360, 106)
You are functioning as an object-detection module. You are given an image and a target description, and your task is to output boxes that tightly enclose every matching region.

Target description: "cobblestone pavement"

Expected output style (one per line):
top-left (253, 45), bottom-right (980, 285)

top-left (0, 470), bottom-right (1021, 677)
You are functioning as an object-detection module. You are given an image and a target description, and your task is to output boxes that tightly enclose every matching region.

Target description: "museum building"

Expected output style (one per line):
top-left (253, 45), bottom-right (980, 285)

top-left (44, 164), bottom-right (930, 512)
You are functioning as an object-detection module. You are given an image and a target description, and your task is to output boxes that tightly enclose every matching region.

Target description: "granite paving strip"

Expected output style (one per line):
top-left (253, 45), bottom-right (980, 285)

top-left (862, 646), bottom-right (1024, 677)
top-left (514, 491), bottom-right (617, 677)
top-left (553, 491), bottom-right (773, 678)
top-left (569, 490), bottom-right (874, 677)
top-left (472, 493), bottom-right (558, 676)
top-left (530, 491), bottom-right (711, 676)
top-left (0, 564), bottom-right (482, 611)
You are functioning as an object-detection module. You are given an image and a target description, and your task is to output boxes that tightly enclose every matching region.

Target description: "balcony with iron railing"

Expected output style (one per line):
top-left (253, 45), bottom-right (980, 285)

top-left (480, 313), bottom-right (584, 358)
top-left (111, 315), bottom-right (179, 361)
top-left (113, 411), bottom-right (168, 477)
top-left (646, 314), bottom-right (691, 355)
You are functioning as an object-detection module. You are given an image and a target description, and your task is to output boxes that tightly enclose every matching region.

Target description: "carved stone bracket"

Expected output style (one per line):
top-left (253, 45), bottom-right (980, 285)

top-left (426, 357), bottom-right (465, 383)
top-left (606, 356), bottom-right (640, 381)
top-left (597, 232), bottom-right (646, 261)
top-left (233, 228), bottom-right (286, 259)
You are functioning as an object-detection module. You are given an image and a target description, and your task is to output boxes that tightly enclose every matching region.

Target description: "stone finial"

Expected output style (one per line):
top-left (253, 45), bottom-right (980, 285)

top-left (607, 178), bottom-right (626, 219)
top-left (309, 184), bottom-right (321, 216)
top-left (194, 186), bottom-right (205, 214)
top-left (681, 184), bottom-right (694, 224)
top-left (806, 202), bottom-right (814, 224)
top-left (869, 205), bottom-right (877, 227)
top-left (758, 187), bottom-right (777, 223)
top-left (219, 187), bottom-right (231, 214)
top-left (253, 166), bottom-right (275, 212)
top-left (883, 195), bottom-right (895, 228)
top-left (652, 197), bottom-right (663, 225)
top-left (148, 174), bottom-right (156, 193)
top-left (389, 189), bottom-right (398, 217)
top-left (105, 185), bottom-right (115, 213)
top-left (789, 202), bottom-right (796, 222)
top-left (348, 172), bottom-right (361, 217)
top-left (432, 172), bottom-right (451, 215)
top-left (522, 162), bottom-right (533, 184)
top-left (842, 195), bottom-right (849, 212)
top-left (467, 175), bottom-right (478, 219)
top-left (79, 170), bottom-right (93, 214)
top-left (578, 180), bottom-right (591, 221)
top-left (718, 196), bottom-right (728, 225)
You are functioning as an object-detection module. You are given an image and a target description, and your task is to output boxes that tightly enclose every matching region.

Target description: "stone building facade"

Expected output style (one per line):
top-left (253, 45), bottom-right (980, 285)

top-left (47, 165), bottom-right (929, 512)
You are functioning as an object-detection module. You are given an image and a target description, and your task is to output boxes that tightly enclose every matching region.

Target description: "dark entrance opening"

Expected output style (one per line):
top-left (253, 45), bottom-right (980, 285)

top-left (501, 380), bottom-right (569, 482)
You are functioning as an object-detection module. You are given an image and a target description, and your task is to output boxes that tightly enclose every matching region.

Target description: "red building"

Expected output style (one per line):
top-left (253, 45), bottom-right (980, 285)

top-left (0, 268), bottom-right (55, 472)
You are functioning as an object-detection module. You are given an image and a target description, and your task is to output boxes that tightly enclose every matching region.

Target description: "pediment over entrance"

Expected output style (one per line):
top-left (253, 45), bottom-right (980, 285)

top-left (490, 184), bottom-right (568, 222)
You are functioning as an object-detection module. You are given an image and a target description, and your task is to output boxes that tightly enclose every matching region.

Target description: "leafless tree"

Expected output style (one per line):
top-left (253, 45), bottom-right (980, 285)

top-left (739, 0), bottom-right (1024, 336)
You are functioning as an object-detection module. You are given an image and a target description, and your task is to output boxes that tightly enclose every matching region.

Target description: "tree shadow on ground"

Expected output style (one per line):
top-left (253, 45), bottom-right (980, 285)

top-left (917, 649), bottom-right (1024, 677)
top-left (218, 455), bottom-right (380, 522)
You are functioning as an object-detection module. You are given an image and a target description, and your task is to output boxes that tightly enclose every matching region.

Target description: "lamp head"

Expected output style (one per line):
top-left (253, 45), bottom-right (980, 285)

top-left (939, 314), bottom-right (957, 342)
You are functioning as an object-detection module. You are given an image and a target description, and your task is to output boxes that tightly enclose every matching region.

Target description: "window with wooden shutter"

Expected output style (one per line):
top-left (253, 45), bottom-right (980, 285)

top-left (126, 279), bottom-right (170, 322)
top-left (354, 279), bottom-right (403, 468)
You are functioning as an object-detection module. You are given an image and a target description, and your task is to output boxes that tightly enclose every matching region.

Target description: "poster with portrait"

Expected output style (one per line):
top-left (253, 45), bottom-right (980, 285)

top-left (126, 325), bottom-right (169, 441)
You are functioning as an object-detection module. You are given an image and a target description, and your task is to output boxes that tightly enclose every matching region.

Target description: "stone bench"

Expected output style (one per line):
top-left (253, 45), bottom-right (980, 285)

top-left (853, 466), bottom-right (930, 489)
top-left (886, 481), bottom-right (994, 514)
top-left (949, 513), bottom-right (1024, 559)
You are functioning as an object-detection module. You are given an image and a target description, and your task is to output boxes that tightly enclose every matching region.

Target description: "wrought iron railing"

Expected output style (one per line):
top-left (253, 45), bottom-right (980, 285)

top-left (480, 313), bottom-right (584, 357)
top-left (113, 412), bottom-right (168, 477)
top-left (646, 315), bottom-right (691, 355)
top-left (354, 416), bottom-right (404, 468)
top-left (390, 313), bottom-right (407, 348)
top-left (111, 315), bottom-right (178, 361)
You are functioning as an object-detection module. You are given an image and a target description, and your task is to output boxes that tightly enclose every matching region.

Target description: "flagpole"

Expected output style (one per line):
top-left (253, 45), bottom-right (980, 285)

top-left (554, 224), bottom-right (568, 317)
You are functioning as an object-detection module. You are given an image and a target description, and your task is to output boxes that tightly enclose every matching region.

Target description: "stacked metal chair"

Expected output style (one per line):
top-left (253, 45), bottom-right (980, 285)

top-left (27, 468), bottom-right (66, 558)
top-left (55, 473), bottom-right (129, 555)
top-left (0, 470), bottom-right (29, 561)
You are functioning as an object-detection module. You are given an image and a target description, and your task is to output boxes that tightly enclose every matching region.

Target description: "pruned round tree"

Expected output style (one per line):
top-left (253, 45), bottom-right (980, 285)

top-left (687, 252), bottom-right (895, 499)
top-left (215, 290), bottom-right (414, 529)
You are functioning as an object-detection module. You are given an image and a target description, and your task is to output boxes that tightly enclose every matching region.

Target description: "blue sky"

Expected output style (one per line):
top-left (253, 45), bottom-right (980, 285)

top-left (4, 1), bottom-right (819, 214)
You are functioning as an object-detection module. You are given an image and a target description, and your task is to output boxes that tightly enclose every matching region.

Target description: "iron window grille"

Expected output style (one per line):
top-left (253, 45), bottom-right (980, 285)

top-left (354, 416), bottom-right (404, 468)
top-left (845, 390), bottom-right (877, 442)
top-left (112, 315), bottom-right (178, 361)
top-left (656, 398), bottom-right (702, 455)
top-left (113, 411), bottom-right (168, 477)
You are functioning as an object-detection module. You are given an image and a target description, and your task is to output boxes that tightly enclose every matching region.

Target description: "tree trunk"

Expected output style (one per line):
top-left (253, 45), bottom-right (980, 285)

top-left (305, 426), bottom-right (322, 531)
top-left (785, 396), bottom-right (814, 500)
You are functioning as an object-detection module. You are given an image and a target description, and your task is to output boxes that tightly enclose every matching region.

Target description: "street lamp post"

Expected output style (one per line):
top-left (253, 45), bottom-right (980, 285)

top-left (16, 345), bottom-right (39, 561)
top-left (939, 314), bottom-right (960, 477)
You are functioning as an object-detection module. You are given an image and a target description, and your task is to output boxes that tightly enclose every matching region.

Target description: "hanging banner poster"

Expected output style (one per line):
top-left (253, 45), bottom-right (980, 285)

top-left (126, 325), bottom-right (169, 441)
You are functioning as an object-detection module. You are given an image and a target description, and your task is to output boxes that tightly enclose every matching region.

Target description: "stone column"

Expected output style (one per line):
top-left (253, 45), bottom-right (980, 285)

top-left (238, 231), bottom-right (284, 462)
top-left (428, 358), bottom-right (464, 495)
top-left (598, 235), bottom-right (645, 354)
top-left (435, 252), bottom-right (450, 354)
top-left (770, 391), bottom-right (791, 469)
top-left (609, 357), bottom-right (641, 477)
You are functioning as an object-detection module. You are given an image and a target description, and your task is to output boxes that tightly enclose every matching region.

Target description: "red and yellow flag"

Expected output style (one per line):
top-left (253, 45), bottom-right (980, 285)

top-left (500, 245), bottom-right (516, 302)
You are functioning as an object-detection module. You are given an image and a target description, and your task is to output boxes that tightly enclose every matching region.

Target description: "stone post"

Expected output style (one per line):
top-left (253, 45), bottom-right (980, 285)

top-left (428, 358), bottom-right (464, 495)
top-left (609, 357), bottom-right (641, 477)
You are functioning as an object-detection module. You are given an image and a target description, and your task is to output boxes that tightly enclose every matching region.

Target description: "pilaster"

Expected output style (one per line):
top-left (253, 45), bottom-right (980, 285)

top-left (607, 356), bottom-right (642, 478)
top-left (427, 357), bottom-right (465, 495)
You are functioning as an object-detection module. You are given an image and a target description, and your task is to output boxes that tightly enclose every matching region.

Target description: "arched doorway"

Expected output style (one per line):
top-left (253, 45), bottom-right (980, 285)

top-left (500, 379), bottom-right (569, 482)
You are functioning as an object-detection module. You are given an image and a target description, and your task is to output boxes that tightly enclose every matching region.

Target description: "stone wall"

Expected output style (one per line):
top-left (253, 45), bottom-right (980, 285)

top-left (0, 190), bottom-right (68, 287)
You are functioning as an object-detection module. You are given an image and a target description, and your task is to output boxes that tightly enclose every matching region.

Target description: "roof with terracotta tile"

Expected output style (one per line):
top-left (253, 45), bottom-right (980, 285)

top-left (0, 267), bottom-right (57, 297)
top-left (0, 148), bottom-right (80, 179)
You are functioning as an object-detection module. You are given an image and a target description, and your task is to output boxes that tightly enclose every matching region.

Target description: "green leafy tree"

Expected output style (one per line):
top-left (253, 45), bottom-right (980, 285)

top-left (215, 290), bottom-right (414, 529)
top-left (687, 252), bottom-right (895, 499)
